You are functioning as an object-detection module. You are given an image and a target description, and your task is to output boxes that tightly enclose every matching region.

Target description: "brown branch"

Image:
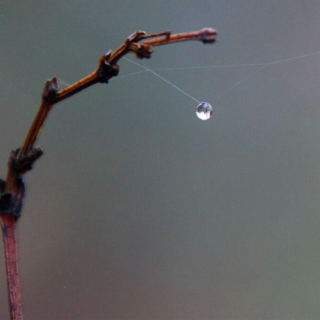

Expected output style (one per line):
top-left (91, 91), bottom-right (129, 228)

top-left (0, 27), bottom-right (217, 320)
top-left (1, 216), bottom-right (22, 320)
top-left (56, 28), bottom-right (217, 102)
top-left (0, 176), bottom-right (24, 320)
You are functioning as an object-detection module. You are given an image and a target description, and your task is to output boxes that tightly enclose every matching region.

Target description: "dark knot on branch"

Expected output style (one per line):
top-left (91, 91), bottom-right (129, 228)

top-left (10, 147), bottom-right (43, 175)
top-left (0, 147), bottom-right (43, 219)
top-left (128, 43), bottom-right (154, 59)
top-left (42, 78), bottom-right (59, 103)
top-left (98, 51), bottom-right (120, 83)
top-left (0, 179), bottom-right (25, 219)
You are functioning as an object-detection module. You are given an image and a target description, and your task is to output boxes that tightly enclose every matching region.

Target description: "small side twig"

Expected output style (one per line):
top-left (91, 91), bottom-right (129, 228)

top-left (0, 27), bottom-right (217, 320)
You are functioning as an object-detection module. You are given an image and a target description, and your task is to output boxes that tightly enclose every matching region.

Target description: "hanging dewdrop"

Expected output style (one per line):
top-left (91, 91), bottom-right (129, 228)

top-left (196, 102), bottom-right (213, 120)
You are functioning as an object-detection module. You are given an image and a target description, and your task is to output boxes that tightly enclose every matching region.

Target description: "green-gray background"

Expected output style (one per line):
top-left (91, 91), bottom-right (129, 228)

top-left (1, 1), bottom-right (320, 319)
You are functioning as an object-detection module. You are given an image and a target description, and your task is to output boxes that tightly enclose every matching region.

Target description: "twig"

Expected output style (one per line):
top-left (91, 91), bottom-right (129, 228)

top-left (1, 216), bottom-right (22, 320)
top-left (0, 27), bottom-right (217, 320)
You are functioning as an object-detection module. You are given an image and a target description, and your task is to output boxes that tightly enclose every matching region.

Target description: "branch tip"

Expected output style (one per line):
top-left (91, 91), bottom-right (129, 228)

top-left (198, 27), bottom-right (218, 43)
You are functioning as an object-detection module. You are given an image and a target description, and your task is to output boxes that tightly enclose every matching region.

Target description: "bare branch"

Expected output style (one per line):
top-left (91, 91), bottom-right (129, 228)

top-left (0, 28), bottom-right (217, 320)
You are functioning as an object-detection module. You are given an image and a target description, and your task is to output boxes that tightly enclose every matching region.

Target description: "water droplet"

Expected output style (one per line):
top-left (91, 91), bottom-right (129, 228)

top-left (196, 102), bottom-right (212, 120)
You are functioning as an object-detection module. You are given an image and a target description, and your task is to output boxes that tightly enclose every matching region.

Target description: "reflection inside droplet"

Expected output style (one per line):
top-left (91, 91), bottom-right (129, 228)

top-left (196, 102), bottom-right (212, 120)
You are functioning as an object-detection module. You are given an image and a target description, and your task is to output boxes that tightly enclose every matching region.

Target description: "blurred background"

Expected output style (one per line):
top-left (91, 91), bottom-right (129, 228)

top-left (1, 1), bottom-right (320, 319)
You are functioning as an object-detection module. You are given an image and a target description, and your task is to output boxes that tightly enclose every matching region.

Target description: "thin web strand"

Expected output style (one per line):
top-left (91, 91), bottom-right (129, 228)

top-left (116, 70), bottom-right (148, 79)
top-left (123, 57), bottom-right (201, 104)
top-left (120, 49), bottom-right (320, 106)
top-left (117, 50), bottom-right (320, 79)
top-left (213, 65), bottom-right (268, 101)
top-left (151, 50), bottom-right (320, 71)
top-left (56, 78), bottom-right (71, 88)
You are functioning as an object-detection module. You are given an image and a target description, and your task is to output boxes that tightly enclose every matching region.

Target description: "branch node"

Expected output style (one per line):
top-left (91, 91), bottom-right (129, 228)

top-left (0, 179), bottom-right (25, 219)
top-left (125, 30), bottom-right (147, 45)
top-left (98, 53), bottom-right (120, 83)
top-left (10, 147), bottom-right (44, 175)
top-left (129, 43), bottom-right (154, 59)
top-left (42, 77), bottom-right (59, 103)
